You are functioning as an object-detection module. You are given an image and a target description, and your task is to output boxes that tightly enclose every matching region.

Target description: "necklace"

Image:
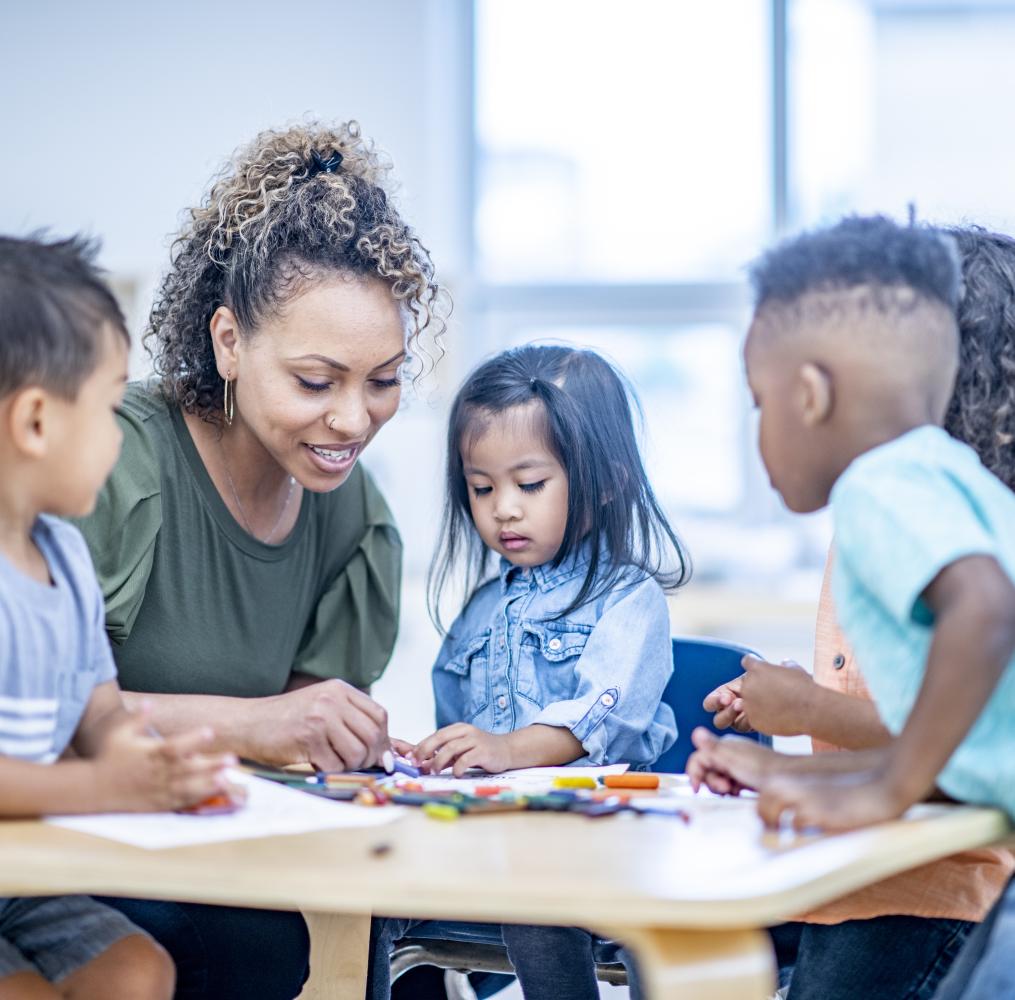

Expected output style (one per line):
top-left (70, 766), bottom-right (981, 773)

top-left (219, 440), bottom-right (297, 544)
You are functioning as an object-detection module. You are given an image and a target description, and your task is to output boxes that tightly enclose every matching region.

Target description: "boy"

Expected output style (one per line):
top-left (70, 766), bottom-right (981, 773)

top-left (0, 234), bottom-right (237, 999)
top-left (693, 215), bottom-right (1015, 999)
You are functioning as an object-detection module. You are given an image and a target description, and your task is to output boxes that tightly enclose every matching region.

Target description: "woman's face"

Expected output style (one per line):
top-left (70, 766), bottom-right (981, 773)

top-left (225, 274), bottom-right (405, 492)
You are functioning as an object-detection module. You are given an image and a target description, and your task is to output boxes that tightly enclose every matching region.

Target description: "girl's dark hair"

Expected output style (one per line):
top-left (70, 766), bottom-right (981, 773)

top-left (146, 121), bottom-right (449, 422)
top-left (945, 226), bottom-right (1015, 492)
top-left (427, 344), bottom-right (690, 630)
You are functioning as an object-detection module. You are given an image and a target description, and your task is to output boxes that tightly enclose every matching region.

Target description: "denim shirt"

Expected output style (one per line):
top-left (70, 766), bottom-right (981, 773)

top-left (432, 553), bottom-right (677, 768)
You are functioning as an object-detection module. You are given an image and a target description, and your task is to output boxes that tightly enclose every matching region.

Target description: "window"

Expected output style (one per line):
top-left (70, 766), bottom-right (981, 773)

top-left (475, 0), bottom-right (773, 283)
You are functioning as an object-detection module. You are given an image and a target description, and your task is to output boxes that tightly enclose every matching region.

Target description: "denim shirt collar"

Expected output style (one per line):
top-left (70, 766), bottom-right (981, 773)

top-left (497, 543), bottom-right (596, 595)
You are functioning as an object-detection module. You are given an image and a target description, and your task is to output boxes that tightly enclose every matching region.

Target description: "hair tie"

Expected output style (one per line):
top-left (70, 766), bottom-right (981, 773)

top-left (307, 149), bottom-right (343, 178)
top-left (529, 377), bottom-right (538, 387)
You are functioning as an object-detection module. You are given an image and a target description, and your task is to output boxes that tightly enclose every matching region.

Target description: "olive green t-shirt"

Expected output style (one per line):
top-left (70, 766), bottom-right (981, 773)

top-left (76, 382), bottom-right (401, 696)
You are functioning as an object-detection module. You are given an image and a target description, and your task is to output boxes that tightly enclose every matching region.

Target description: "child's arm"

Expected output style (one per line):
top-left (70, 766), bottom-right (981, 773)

top-left (687, 728), bottom-right (890, 794)
top-left (755, 554), bottom-right (1015, 831)
top-left (70, 679), bottom-right (130, 757)
top-left (0, 688), bottom-right (238, 817)
top-left (704, 657), bottom-right (891, 749)
top-left (414, 722), bottom-right (582, 777)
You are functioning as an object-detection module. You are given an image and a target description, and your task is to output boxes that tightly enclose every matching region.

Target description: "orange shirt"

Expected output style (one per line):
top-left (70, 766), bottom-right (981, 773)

top-left (799, 551), bottom-right (1013, 925)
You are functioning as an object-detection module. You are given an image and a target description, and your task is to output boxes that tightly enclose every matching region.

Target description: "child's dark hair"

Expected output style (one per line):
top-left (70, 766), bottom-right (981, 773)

top-left (427, 344), bottom-right (691, 630)
top-left (946, 225), bottom-right (1015, 492)
top-left (749, 214), bottom-right (962, 314)
top-left (0, 233), bottom-right (127, 400)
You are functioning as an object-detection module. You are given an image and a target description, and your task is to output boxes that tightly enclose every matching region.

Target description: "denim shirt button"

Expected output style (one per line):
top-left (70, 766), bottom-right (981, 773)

top-left (600, 693), bottom-right (615, 708)
top-left (497, 695), bottom-right (508, 709)
top-left (547, 637), bottom-right (563, 651)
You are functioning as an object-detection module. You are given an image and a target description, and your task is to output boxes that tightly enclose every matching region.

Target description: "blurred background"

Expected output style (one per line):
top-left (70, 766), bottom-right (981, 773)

top-left (4, 0), bottom-right (1015, 750)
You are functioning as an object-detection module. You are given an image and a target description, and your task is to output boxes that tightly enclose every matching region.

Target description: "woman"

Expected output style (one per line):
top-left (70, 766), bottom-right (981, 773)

top-left (79, 121), bottom-right (448, 999)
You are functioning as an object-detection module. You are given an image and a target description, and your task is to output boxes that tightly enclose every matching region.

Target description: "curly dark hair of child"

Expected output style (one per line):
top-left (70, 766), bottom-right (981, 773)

top-left (145, 121), bottom-right (449, 421)
top-left (0, 233), bottom-right (127, 399)
top-left (749, 214), bottom-right (962, 317)
top-left (946, 226), bottom-right (1015, 492)
top-left (428, 344), bottom-right (691, 631)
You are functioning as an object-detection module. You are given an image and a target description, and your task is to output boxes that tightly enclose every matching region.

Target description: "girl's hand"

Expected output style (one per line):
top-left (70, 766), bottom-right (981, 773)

top-left (390, 738), bottom-right (418, 761)
top-left (733, 656), bottom-right (821, 738)
top-left (92, 706), bottom-right (239, 812)
top-left (702, 676), bottom-right (752, 733)
top-left (414, 724), bottom-right (513, 778)
top-left (252, 679), bottom-right (390, 771)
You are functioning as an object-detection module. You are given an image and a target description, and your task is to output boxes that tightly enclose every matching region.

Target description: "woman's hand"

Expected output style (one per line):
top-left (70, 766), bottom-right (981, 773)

top-left (252, 679), bottom-right (390, 771)
top-left (414, 724), bottom-right (514, 778)
top-left (91, 706), bottom-right (239, 812)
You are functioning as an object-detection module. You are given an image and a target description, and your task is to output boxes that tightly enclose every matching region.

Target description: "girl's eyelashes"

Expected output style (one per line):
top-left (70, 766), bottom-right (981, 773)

top-left (468, 481), bottom-right (547, 497)
top-left (371, 376), bottom-right (403, 389)
top-left (296, 375), bottom-right (331, 393)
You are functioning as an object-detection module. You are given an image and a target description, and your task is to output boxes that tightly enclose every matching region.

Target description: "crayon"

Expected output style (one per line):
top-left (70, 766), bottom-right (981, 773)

top-left (603, 773), bottom-right (660, 790)
top-left (423, 802), bottom-right (461, 822)
top-left (553, 776), bottom-right (598, 790)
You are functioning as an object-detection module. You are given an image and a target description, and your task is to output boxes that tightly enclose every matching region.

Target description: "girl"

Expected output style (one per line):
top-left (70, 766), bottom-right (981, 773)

top-left (371, 343), bottom-right (690, 1000)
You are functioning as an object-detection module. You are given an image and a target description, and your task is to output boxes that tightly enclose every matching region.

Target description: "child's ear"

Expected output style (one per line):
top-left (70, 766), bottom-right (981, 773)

top-left (6, 387), bottom-right (49, 459)
top-left (209, 305), bottom-right (242, 378)
top-left (797, 362), bottom-right (833, 427)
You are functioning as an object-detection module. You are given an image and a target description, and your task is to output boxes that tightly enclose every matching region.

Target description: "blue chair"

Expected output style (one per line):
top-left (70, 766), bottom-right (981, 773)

top-left (658, 636), bottom-right (772, 772)
top-left (388, 636), bottom-right (771, 997)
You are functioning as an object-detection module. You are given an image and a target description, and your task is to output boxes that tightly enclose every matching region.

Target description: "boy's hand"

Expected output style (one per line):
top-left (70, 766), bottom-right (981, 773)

top-left (92, 705), bottom-right (240, 812)
top-left (757, 761), bottom-right (905, 833)
top-left (686, 726), bottom-right (777, 794)
top-left (414, 724), bottom-right (513, 778)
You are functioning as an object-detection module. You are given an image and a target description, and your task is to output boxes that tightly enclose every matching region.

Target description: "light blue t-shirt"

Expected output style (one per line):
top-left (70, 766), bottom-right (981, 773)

top-left (432, 550), bottom-right (676, 768)
top-left (0, 515), bottom-right (117, 762)
top-left (831, 426), bottom-right (1015, 818)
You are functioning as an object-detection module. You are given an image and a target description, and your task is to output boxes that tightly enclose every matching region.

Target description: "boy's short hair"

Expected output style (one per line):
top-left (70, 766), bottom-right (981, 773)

top-left (749, 214), bottom-right (962, 314)
top-left (0, 233), bottom-right (128, 400)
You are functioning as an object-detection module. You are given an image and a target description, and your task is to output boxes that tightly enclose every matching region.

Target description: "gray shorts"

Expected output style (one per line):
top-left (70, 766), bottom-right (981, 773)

top-left (0, 895), bottom-right (150, 983)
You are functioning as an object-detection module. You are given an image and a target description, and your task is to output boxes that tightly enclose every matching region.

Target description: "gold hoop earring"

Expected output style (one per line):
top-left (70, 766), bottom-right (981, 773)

top-left (223, 375), bottom-right (235, 427)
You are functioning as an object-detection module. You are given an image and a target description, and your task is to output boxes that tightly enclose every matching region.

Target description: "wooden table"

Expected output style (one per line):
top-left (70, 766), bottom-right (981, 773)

top-left (0, 795), bottom-right (1007, 999)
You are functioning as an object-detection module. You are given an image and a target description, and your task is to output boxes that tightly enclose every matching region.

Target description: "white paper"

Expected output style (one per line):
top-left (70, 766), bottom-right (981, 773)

top-left (384, 763), bottom-right (629, 794)
top-left (45, 771), bottom-right (402, 850)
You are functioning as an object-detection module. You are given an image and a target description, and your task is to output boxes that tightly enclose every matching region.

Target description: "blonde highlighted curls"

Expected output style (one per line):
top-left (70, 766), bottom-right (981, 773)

top-left (146, 121), bottom-right (449, 421)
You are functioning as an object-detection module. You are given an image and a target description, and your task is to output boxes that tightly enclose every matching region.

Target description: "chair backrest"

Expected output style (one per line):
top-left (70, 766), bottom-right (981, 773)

top-left (654, 636), bottom-right (771, 774)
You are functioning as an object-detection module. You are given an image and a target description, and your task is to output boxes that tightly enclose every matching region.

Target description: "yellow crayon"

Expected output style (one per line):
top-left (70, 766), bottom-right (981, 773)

top-left (423, 802), bottom-right (460, 822)
top-left (553, 776), bottom-right (597, 790)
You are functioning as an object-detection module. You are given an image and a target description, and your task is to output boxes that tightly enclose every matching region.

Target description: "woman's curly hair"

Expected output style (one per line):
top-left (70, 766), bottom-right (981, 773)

top-left (146, 120), bottom-right (448, 421)
top-left (945, 226), bottom-right (1015, 491)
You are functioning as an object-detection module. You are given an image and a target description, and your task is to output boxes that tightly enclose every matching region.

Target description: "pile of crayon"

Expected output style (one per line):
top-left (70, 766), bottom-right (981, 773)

top-left (241, 761), bottom-right (690, 823)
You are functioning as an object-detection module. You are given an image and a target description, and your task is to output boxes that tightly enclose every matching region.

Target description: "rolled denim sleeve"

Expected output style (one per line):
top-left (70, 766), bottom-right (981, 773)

top-left (530, 578), bottom-right (676, 767)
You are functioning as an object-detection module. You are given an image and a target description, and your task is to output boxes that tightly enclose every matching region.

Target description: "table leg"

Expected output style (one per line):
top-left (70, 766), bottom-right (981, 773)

top-left (605, 926), bottom-right (776, 1000)
top-left (297, 911), bottom-right (371, 1000)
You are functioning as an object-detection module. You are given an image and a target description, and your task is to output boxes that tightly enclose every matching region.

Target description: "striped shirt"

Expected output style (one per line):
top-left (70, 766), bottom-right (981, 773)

top-left (0, 516), bottom-right (116, 763)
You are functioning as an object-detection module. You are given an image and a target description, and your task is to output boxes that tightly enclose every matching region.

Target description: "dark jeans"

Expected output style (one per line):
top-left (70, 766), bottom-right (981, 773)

top-left (932, 877), bottom-right (1015, 1000)
top-left (370, 917), bottom-right (631, 1000)
top-left (97, 897), bottom-right (309, 1000)
top-left (770, 915), bottom-right (973, 1000)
